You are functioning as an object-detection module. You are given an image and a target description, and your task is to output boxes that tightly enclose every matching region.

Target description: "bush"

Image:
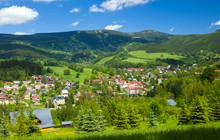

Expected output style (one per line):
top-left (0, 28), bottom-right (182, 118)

top-left (64, 69), bottom-right (70, 75)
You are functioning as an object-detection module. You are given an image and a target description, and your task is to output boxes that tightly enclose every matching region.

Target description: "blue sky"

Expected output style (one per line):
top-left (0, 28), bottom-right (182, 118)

top-left (0, 0), bottom-right (219, 35)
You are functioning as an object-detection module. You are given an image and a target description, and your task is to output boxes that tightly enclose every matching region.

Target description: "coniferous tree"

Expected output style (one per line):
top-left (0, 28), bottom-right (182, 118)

top-left (190, 96), bottom-right (209, 124)
top-left (211, 102), bottom-right (220, 121)
top-left (96, 109), bottom-right (107, 132)
top-left (127, 104), bottom-right (141, 128)
top-left (45, 103), bottom-right (48, 108)
top-left (0, 112), bottom-right (10, 137)
top-left (81, 109), bottom-right (98, 133)
top-left (114, 103), bottom-right (130, 129)
top-left (178, 100), bottom-right (190, 125)
top-left (77, 110), bottom-right (85, 133)
top-left (148, 110), bottom-right (158, 127)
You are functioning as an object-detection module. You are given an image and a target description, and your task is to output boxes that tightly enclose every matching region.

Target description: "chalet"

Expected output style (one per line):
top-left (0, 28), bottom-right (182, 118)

top-left (22, 93), bottom-right (30, 100)
top-left (35, 77), bottom-right (42, 83)
top-left (126, 86), bottom-right (142, 95)
top-left (26, 86), bottom-right (32, 90)
top-left (10, 109), bottom-right (55, 131)
top-left (61, 121), bottom-right (72, 128)
top-left (61, 90), bottom-right (69, 97)
top-left (33, 95), bottom-right (40, 105)
top-left (53, 95), bottom-right (65, 105)
top-left (65, 81), bottom-right (71, 86)
top-left (0, 94), bottom-right (10, 104)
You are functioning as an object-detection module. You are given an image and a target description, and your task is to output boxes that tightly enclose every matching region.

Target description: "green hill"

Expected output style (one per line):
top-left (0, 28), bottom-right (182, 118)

top-left (0, 29), bottom-right (219, 63)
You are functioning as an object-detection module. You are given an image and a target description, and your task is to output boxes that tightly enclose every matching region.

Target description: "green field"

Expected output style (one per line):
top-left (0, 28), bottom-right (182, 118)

top-left (123, 57), bottom-right (151, 63)
top-left (96, 56), bottom-right (115, 64)
top-left (42, 66), bottom-right (102, 83)
top-left (129, 51), bottom-right (184, 59)
top-left (128, 51), bottom-right (195, 63)
top-left (6, 119), bottom-right (220, 140)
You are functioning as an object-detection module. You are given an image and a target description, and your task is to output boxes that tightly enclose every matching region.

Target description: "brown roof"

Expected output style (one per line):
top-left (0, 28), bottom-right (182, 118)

top-left (0, 94), bottom-right (10, 100)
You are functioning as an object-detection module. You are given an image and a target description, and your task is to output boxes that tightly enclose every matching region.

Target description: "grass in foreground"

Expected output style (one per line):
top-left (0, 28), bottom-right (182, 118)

top-left (5, 119), bottom-right (220, 140)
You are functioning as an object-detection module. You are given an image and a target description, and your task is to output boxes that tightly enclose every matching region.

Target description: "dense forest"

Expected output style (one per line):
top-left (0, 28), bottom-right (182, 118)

top-left (0, 60), bottom-right (42, 81)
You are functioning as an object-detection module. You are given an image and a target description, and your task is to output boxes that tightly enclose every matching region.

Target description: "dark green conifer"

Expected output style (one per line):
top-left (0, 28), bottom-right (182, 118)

top-left (148, 110), bottom-right (158, 127)
top-left (127, 104), bottom-right (141, 128)
top-left (178, 100), bottom-right (190, 125)
top-left (114, 103), bottom-right (130, 129)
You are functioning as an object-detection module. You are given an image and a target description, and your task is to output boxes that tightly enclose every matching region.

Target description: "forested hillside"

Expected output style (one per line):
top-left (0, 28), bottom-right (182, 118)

top-left (0, 29), bottom-right (219, 62)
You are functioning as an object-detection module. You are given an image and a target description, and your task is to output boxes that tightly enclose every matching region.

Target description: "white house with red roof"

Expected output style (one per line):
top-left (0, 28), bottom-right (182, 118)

top-left (0, 94), bottom-right (10, 104)
top-left (33, 95), bottom-right (40, 105)
top-left (117, 79), bottom-right (128, 88)
top-left (126, 85), bottom-right (142, 95)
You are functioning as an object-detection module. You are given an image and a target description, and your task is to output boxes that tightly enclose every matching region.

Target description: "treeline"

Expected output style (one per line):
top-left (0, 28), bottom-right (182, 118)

top-left (0, 60), bottom-right (42, 81)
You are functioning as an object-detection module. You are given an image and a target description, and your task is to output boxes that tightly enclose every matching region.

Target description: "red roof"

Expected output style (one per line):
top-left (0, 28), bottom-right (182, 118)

top-left (145, 82), bottom-right (149, 85)
top-left (144, 88), bottom-right (148, 91)
top-left (127, 68), bottom-right (144, 71)
top-left (93, 79), bottom-right (101, 82)
top-left (128, 86), bottom-right (141, 90)
top-left (157, 66), bottom-right (165, 69)
top-left (214, 70), bottom-right (220, 72)
top-left (5, 82), bottom-right (11, 84)
top-left (119, 79), bottom-right (126, 85)
top-left (33, 95), bottom-right (40, 98)
top-left (100, 75), bottom-right (105, 78)
top-left (0, 94), bottom-right (10, 100)
top-left (108, 86), bottom-right (113, 91)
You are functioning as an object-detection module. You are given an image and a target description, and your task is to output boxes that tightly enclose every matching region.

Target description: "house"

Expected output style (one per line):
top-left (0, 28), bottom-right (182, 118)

top-left (40, 89), bottom-right (48, 94)
top-left (53, 95), bottom-right (65, 105)
top-left (65, 81), bottom-right (71, 86)
top-left (61, 121), bottom-right (72, 128)
top-left (156, 66), bottom-right (165, 70)
top-left (61, 90), bottom-right (69, 97)
top-left (0, 94), bottom-right (10, 104)
top-left (12, 85), bottom-right (19, 90)
top-left (48, 76), bottom-right (54, 82)
top-left (14, 81), bottom-right (20, 84)
top-left (126, 86), bottom-right (142, 95)
top-left (22, 93), bottom-right (30, 100)
top-left (5, 81), bottom-right (11, 85)
top-left (26, 86), bottom-right (32, 90)
top-left (33, 95), bottom-right (40, 105)
top-left (55, 78), bottom-right (60, 81)
top-left (71, 82), bottom-right (76, 87)
top-left (118, 79), bottom-right (128, 88)
top-left (167, 99), bottom-right (176, 106)
top-left (35, 85), bottom-right (41, 90)
top-left (9, 109), bottom-right (55, 131)
top-left (35, 77), bottom-right (42, 83)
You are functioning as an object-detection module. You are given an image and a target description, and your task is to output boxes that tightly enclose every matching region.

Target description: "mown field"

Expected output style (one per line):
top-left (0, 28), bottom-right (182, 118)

top-left (123, 57), bottom-right (151, 63)
top-left (6, 119), bottom-right (220, 140)
top-left (42, 66), bottom-right (102, 83)
top-left (96, 56), bottom-right (115, 64)
top-left (128, 51), bottom-right (195, 63)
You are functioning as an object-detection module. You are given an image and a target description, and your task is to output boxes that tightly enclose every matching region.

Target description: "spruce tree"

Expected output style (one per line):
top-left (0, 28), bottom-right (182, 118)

top-left (178, 100), bottom-right (190, 125)
top-left (212, 102), bottom-right (220, 121)
top-left (148, 110), bottom-right (158, 127)
top-left (0, 112), bottom-right (10, 137)
top-left (82, 109), bottom-right (98, 133)
top-left (114, 103), bottom-right (130, 129)
top-left (96, 109), bottom-right (107, 132)
top-left (190, 96), bottom-right (209, 124)
top-left (127, 104), bottom-right (141, 128)
top-left (45, 103), bottom-right (48, 108)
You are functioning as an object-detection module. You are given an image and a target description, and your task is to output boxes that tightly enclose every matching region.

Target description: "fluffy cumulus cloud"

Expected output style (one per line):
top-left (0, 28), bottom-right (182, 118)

top-left (105, 24), bottom-right (123, 30)
top-left (89, 4), bottom-right (105, 12)
top-left (210, 20), bottom-right (220, 28)
top-left (170, 27), bottom-right (174, 32)
top-left (14, 32), bottom-right (33, 35)
top-left (33, 0), bottom-right (62, 2)
top-left (70, 19), bottom-right (83, 26)
top-left (0, 6), bottom-right (39, 26)
top-left (90, 0), bottom-right (153, 12)
top-left (70, 8), bottom-right (80, 13)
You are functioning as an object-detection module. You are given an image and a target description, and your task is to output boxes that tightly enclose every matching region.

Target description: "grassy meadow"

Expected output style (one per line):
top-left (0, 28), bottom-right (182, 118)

top-left (122, 57), bottom-right (151, 63)
top-left (96, 56), bottom-right (115, 64)
top-left (6, 119), bottom-right (220, 140)
top-left (42, 66), bottom-right (102, 83)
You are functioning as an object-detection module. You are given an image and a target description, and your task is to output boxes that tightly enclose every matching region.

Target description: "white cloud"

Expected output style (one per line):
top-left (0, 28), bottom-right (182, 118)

top-left (90, 0), bottom-right (153, 12)
top-left (14, 32), bottom-right (33, 35)
top-left (105, 24), bottom-right (123, 30)
top-left (210, 20), bottom-right (220, 28)
top-left (113, 21), bottom-right (117, 24)
top-left (70, 19), bottom-right (83, 26)
top-left (170, 27), bottom-right (174, 32)
top-left (33, 0), bottom-right (62, 2)
top-left (89, 4), bottom-right (105, 12)
top-left (70, 8), bottom-right (80, 13)
top-left (0, 6), bottom-right (39, 26)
